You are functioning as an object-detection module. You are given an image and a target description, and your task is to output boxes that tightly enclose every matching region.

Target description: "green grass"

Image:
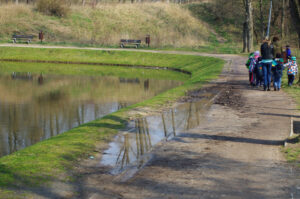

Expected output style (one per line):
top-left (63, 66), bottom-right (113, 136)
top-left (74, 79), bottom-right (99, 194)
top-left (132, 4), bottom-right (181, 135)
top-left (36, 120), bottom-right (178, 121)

top-left (281, 49), bottom-right (300, 166)
top-left (0, 46), bottom-right (210, 69)
top-left (185, 3), bottom-right (242, 54)
top-left (0, 47), bottom-right (224, 198)
top-left (0, 61), bottom-right (188, 82)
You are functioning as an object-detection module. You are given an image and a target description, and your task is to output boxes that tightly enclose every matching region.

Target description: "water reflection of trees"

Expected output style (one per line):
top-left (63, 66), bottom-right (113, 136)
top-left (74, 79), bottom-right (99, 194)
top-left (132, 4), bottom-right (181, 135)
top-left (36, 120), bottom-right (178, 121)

top-left (0, 102), bottom-right (119, 157)
top-left (0, 75), bottom-right (181, 157)
top-left (112, 101), bottom-right (207, 170)
top-left (115, 118), bottom-right (152, 170)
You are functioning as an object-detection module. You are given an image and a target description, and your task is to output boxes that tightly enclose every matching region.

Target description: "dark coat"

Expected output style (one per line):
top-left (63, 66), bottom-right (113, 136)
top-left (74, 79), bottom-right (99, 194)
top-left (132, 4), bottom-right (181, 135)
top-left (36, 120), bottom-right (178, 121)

top-left (261, 42), bottom-right (274, 60)
top-left (274, 62), bottom-right (284, 78)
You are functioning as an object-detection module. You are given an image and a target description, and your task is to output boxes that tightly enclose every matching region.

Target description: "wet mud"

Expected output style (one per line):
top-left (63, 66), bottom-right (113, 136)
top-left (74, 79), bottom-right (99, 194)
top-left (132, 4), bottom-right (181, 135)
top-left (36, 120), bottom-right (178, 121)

top-left (214, 86), bottom-right (245, 109)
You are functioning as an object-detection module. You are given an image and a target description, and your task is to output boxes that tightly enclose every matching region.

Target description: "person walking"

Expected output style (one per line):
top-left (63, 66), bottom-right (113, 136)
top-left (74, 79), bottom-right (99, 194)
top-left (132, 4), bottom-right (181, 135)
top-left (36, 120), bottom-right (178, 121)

top-left (272, 36), bottom-right (282, 58)
top-left (254, 57), bottom-right (264, 87)
top-left (286, 57), bottom-right (298, 86)
top-left (261, 38), bottom-right (274, 91)
top-left (273, 58), bottom-right (285, 91)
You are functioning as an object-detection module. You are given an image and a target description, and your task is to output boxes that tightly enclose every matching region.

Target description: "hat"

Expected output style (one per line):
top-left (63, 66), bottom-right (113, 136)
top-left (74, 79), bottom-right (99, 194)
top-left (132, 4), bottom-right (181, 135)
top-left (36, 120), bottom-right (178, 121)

top-left (292, 57), bottom-right (297, 61)
top-left (254, 51), bottom-right (260, 56)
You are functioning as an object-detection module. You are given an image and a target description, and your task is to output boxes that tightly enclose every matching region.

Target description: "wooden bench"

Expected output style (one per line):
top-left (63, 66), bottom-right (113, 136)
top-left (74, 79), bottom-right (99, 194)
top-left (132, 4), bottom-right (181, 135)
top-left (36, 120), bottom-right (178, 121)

top-left (120, 39), bottom-right (141, 48)
top-left (12, 35), bottom-right (34, 44)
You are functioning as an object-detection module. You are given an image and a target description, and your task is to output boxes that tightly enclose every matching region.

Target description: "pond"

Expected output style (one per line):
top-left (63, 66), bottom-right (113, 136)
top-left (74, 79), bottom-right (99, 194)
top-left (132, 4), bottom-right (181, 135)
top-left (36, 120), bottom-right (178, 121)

top-left (0, 72), bottom-right (182, 157)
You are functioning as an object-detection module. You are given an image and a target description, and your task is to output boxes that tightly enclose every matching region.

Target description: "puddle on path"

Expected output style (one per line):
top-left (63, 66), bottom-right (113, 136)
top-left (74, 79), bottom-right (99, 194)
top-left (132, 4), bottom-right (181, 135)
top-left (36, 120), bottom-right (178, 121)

top-left (100, 89), bottom-right (219, 176)
top-left (0, 73), bottom-right (182, 157)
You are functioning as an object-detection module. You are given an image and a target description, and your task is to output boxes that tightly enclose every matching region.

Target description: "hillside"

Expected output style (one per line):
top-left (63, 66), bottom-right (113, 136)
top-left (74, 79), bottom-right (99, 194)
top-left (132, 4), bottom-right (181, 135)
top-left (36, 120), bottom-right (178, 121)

top-left (0, 3), bottom-right (211, 47)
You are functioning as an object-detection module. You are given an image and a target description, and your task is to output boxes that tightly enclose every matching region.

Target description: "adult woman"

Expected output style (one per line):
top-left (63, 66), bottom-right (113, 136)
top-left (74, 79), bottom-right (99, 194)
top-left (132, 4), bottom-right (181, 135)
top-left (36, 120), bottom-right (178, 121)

top-left (260, 38), bottom-right (274, 91)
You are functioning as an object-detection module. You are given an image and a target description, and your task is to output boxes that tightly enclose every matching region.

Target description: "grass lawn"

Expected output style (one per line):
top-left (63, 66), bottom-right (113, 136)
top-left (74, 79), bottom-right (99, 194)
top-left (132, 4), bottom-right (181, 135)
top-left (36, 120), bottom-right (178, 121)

top-left (0, 46), bottom-right (224, 198)
top-left (281, 49), bottom-right (300, 166)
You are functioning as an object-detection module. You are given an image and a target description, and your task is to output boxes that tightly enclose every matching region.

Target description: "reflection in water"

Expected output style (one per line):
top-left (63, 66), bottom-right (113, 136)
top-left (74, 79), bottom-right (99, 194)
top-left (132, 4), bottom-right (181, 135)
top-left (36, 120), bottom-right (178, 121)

top-left (0, 74), bottom-right (182, 157)
top-left (101, 97), bottom-right (213, 174)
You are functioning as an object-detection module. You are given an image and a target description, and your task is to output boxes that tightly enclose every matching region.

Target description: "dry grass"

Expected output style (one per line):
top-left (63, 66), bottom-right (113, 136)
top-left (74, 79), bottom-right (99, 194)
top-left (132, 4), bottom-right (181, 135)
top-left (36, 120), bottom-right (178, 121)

top-left (0, 3), bottom-right (209, 47)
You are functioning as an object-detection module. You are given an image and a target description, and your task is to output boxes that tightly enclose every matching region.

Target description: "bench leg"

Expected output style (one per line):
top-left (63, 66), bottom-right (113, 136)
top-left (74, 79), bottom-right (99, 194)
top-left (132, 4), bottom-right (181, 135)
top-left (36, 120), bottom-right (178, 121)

top-left (12, 39), bottom-right (16, 44)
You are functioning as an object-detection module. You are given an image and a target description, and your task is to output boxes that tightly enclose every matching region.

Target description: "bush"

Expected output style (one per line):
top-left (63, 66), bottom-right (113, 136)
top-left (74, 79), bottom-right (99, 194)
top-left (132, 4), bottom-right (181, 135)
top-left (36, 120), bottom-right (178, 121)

top-left (36, 0), bottom-right (69, 17)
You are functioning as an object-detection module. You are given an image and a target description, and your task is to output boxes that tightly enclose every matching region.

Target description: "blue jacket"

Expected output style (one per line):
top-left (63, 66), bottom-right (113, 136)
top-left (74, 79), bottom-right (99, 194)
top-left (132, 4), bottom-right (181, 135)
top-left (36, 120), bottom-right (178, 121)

top-left (286, 48), bottom-right (292, 57)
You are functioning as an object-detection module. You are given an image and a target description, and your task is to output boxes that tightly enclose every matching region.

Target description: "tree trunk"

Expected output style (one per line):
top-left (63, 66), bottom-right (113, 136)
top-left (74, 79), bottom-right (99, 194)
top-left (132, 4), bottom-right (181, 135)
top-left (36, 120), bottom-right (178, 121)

top-left (243, 22), bottom-right (248, 53)
top-left (15, 0), bottom-right (18, 4)
top-left (281, 0), bottom-right (285, 40)
top-left (289, 0), bottom-right (300, 48)
top-left (259, 0), bottom-right (265, 40)
top-left (82, 0), bottom-right (86, 6)
top-left (245, 0), bottom-right (253, 52)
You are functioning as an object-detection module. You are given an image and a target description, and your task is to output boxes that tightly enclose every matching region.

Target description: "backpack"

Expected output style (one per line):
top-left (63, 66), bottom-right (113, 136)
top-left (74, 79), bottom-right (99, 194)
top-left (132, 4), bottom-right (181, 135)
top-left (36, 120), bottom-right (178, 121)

top-left (245, 52), bottom-right (254, 68)
top-left (248, 58), bottom-right (256, 72)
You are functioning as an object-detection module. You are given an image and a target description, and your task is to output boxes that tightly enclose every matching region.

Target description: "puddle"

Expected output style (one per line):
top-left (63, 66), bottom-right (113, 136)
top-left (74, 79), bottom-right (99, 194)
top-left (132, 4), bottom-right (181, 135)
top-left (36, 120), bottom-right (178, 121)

top-left (0, 73), bottom-right (182, 157)
top-left (100, 89), bottom-right (219, 176)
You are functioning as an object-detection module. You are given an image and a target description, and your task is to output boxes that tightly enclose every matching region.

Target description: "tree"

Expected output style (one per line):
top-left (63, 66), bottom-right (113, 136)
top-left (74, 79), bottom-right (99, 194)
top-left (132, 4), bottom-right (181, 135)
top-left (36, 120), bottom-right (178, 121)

top-left (289, 0), bottom-right (300, 48)
top-left (243, 0), bottom-right (254, 52)
top-left (281, 0), bottom-right (285, 40)
top-left (259, 0), bottom-right (265, 39)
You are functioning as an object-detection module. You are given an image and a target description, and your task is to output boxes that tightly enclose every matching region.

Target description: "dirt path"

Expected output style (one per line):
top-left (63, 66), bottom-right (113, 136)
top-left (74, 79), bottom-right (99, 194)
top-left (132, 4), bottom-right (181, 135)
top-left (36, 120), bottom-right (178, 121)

top-left (66, 54), bottom-right (300, 199)
top-left (1, 44), bottom-right (299, 198)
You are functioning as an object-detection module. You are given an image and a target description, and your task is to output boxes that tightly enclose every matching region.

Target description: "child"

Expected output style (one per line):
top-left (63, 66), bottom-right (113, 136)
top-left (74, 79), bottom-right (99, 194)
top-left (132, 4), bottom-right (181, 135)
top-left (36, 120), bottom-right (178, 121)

top-left (286, 56), bottom-right (298, 86)
top-left (273, 58), bottom-right (285, 91)
top-left (248, 51), bottom-right (260, 86)
top-left (254, 57), bottom-right (263, 87)
top-left (246, 52), bottom-right (254, 85)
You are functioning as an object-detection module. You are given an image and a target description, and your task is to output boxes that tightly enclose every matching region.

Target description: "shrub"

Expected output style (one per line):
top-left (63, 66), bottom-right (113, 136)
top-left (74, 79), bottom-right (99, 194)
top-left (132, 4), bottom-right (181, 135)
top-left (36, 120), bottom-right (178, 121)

top-left (36, 0), bottom-right (69, 17)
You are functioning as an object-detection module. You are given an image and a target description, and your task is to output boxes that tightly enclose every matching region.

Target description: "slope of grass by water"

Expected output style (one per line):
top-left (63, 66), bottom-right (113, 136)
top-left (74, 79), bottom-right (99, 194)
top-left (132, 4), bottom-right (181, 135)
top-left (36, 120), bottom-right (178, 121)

top-left (0, 47), bottom-right (224, 198)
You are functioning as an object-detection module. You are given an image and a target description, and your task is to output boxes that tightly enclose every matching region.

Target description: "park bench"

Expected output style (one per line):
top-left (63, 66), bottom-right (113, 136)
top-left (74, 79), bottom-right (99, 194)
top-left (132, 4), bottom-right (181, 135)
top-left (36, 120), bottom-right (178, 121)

top-left (120, 39), bottom-right (141, 48)
top-left (12, 35), bottom-right (34, 44)
top-left (11, 72), bottom-right (32, 80)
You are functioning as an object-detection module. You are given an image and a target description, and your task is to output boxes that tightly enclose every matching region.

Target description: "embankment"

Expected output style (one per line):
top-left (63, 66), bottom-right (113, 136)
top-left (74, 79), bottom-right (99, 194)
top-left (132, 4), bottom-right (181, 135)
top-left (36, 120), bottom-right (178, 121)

top-left (0, 3), bottom-right (209, 47)
top-left (0, 47), bottom-right (224, 198)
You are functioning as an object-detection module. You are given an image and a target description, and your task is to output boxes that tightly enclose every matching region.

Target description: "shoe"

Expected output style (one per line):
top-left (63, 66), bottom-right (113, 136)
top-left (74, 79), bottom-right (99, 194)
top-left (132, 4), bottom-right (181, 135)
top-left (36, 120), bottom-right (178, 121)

top-left (267, 88), bottom-right (271, 91)
top-left (278, 88), bottom-right (280, 91)
top-left (274, 87), bottom-right (277, 91)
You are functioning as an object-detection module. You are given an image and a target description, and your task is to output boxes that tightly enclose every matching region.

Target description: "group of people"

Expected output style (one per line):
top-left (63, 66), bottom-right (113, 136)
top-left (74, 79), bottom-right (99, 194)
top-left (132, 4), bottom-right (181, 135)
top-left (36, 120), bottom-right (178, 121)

top-left (246, 36), bottom-right (298, 91)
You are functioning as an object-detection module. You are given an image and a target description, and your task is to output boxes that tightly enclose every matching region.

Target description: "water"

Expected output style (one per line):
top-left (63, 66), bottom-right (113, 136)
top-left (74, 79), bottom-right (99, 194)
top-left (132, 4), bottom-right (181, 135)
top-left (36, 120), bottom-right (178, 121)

top-left (0, 73), bottom-right (182, 157)
top-left (101, 90), bottom-right (218, 175)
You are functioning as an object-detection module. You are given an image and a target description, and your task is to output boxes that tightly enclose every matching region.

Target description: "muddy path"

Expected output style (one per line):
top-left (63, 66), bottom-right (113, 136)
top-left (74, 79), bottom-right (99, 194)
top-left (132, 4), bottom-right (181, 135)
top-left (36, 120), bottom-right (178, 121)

top-left (2, 45), bottom-right (300, 198)
top-left (59, 53), bottom-right (300, 199)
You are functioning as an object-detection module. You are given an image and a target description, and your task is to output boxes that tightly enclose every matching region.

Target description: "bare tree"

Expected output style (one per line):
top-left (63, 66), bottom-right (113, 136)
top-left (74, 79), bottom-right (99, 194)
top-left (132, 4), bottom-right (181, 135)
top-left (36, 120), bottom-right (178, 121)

top-left (259, 0), bottom-right (264, 39)
top-left (289, 0), bottom-right (300, 48)
top-left (281, 0), bottom-right (285, 40)
top-left (243, 0), bottom-right (254, 52)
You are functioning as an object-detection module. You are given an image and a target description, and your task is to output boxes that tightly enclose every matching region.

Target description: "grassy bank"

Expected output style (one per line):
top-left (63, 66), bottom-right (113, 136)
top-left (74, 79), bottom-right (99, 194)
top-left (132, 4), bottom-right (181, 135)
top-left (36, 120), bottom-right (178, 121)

top-left (281, 49), bottom-right (300, 166)
top-left (0, 47), bottom-right (224, 198)
top-left (0, 3), bottom-right (209, 48)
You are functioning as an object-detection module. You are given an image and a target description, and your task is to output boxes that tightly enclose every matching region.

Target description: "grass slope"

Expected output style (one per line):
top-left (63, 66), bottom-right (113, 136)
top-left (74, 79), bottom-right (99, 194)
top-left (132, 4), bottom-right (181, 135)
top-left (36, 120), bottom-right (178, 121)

top-left (0, 47), bottom-right (224, 198)
top-left (0, 3), bottom-right (209, 48)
